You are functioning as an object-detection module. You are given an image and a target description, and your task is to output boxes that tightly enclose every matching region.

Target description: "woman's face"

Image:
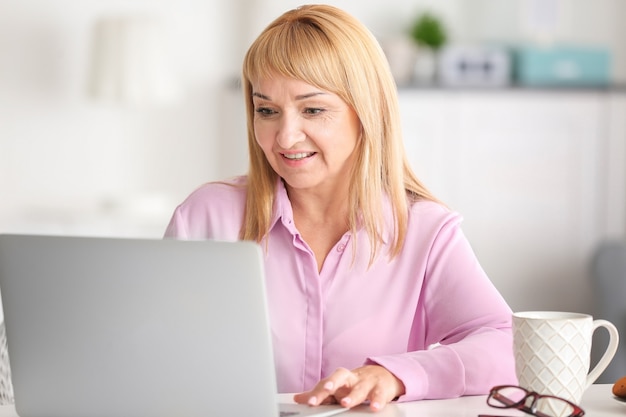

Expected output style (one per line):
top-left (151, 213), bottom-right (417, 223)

top-left (251, 75), bottom-right (361, 195)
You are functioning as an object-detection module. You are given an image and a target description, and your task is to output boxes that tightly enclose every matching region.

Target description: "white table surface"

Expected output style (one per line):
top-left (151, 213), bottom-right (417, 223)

top-left (0, 384), bottom-right (621, 417)
top-left (277, 384), bottom-right (625, 417)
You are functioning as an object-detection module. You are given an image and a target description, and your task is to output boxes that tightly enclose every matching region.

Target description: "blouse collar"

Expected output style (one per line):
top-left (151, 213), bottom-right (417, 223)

top-left (268, 177), bottom-right (393, 245)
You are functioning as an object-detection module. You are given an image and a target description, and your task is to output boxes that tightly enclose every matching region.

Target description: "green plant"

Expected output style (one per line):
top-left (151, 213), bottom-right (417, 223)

top-left (410, 12), bottom-right (447, 50)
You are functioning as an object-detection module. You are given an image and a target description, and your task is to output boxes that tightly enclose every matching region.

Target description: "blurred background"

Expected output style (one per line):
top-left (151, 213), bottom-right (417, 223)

top-left (1, 0), bottom-right (625, 380)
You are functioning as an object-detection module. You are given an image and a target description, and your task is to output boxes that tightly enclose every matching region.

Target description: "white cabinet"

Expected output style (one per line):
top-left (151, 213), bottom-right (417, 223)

top-left (399, 90), bottom-right (626, 313)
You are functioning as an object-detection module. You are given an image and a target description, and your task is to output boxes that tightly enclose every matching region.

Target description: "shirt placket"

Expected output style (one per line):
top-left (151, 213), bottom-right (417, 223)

top-left (302, 234), bottom-right (351, 387)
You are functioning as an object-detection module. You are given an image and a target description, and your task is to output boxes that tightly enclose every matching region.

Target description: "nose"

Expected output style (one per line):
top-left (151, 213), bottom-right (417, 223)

top-left (275, 112), bottom-right (305, 149)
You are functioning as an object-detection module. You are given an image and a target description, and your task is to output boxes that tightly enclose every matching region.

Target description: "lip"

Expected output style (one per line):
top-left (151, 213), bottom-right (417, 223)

top-left (280, 151), bottom-right (316, 162)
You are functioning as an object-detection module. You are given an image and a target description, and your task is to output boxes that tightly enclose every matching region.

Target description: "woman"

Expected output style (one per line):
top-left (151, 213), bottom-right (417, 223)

top-left (165, 4), bottom-right (516, 412)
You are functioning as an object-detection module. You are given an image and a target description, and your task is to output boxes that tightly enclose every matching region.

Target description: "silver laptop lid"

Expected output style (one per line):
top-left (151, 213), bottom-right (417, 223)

top-left (0, 235), bottom-right (279, 417)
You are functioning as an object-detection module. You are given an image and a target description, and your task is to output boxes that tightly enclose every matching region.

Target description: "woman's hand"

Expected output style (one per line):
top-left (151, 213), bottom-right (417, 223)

top-left (293, 365), bottom-right (406, 412)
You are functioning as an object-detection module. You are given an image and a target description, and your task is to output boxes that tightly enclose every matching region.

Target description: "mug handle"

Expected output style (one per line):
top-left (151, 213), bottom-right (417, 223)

top-left (586, 319), bottom-right (620, 388)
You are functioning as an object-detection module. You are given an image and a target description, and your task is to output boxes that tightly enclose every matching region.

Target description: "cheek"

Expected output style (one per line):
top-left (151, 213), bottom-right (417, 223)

top-left (253, 122), bottom-right (268, 145)
top-left (253, 124), bottom-right (275, 157)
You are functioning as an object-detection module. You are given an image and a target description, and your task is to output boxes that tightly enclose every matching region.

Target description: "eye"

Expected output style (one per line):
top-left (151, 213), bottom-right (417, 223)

top-left (304, 107), bottom-right (324, 115)
top-left (255, 107), bottom-right (277, 116)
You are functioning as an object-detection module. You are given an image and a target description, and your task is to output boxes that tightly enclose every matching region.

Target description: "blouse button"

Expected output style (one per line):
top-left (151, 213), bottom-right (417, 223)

top-left (337, 243), bottom-right (346, 252)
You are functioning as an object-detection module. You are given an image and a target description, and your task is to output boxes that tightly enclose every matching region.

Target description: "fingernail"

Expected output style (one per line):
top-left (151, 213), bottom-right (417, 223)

top-left (371, 402), bottom-right (381, 410)
top-left (341, 397), bottom-right (352, 406)
top-left (323, 381), bottom-right (334, 390)
top-left (308, 396), bottom-right (317, 406)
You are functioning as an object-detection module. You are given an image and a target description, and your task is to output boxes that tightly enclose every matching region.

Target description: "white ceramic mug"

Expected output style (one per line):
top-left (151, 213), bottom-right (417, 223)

top-left (512, 311), bottom-right (619, 415)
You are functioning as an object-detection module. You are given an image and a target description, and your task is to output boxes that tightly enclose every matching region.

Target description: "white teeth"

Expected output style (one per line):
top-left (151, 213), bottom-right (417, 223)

top-left (283, 152), bottom-right (314, 160)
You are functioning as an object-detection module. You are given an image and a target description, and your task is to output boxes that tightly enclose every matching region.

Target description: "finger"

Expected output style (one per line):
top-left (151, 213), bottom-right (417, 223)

top-left (369, 369), bottom-right (407, 411)
top-left (336, 380), bottom-right (372, 408)
top-left (337, 365), bottom-right (404, 410)
top-left (293, 392), bottom-right (337, 405)
top-left (336, 382), bottom-right (394, 410)
top-left (327, 368), bottom-right (369, 408)
top-left (293, 383), bottom-right (335, 407)
top-left (367, 386), bottom-right (394, 411)
top-left (293, 368), bottom-right (355, 406)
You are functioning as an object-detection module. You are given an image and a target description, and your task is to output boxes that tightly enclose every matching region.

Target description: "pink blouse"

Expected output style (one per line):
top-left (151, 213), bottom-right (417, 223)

top-left (164, 176), bottom-right (517, 401)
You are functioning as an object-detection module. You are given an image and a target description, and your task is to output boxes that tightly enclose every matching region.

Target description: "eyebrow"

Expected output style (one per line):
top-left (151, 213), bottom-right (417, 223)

top-left (252, 91), bottom-right (327, 101)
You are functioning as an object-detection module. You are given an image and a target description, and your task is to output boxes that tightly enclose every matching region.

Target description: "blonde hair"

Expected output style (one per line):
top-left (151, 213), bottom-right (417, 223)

top-left (241, 4), bottom-right (438, 262)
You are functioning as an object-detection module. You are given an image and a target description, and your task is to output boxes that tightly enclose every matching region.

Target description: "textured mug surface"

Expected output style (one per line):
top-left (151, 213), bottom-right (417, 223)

top-left (512, 311), bottom-right (618, 415)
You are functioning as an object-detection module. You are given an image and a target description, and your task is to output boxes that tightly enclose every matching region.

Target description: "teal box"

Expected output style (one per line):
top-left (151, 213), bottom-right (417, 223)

top-left (513, 46), bottom-right (611, 86)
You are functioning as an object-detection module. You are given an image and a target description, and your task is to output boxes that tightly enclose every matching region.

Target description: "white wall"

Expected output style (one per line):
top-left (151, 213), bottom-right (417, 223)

top-left (2, 0), bottom-right (625, 237)
top-left (0, 0), bottom-right (243, 237)
top-left (1, 1), bottom-right (625, 314)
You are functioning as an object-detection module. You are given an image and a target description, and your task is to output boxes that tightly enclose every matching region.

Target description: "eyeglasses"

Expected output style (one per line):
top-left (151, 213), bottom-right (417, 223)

top-left (482, 385), bottom-right (585, 417)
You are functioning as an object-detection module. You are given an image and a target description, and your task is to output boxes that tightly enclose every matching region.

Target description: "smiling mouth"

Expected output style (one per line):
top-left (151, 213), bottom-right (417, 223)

top-left (282, 152), bottom-right (316, 161)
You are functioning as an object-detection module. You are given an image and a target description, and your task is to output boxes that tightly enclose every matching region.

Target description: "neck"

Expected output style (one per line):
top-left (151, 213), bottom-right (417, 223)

top-left (287, 184), bottom-right (350, 224)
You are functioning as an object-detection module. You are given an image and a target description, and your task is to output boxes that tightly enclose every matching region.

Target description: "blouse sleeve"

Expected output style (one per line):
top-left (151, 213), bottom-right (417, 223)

top-left (367, 213), bottom-right (518, 401)
top-left (162, 179), bottom-right (247, 241)
top-left (164, 205), bottom-right (189, 239)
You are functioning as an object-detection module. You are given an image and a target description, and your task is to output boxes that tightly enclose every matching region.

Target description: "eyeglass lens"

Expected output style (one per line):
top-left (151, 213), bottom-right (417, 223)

top-left (487, 386), bottom-right (580, 417)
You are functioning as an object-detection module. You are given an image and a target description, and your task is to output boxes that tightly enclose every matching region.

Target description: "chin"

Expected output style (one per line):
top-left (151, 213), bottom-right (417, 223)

top-left (280, 176), bottom-right (320, 191)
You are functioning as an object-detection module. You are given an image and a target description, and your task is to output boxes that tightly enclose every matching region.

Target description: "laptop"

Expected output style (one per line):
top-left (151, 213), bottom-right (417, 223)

top-left (0, 234), bottom-right (348, 417)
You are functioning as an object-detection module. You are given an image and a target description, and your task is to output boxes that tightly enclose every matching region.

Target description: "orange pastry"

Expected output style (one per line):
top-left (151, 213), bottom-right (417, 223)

top-left (612, 376), bottom-right (626, 398)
